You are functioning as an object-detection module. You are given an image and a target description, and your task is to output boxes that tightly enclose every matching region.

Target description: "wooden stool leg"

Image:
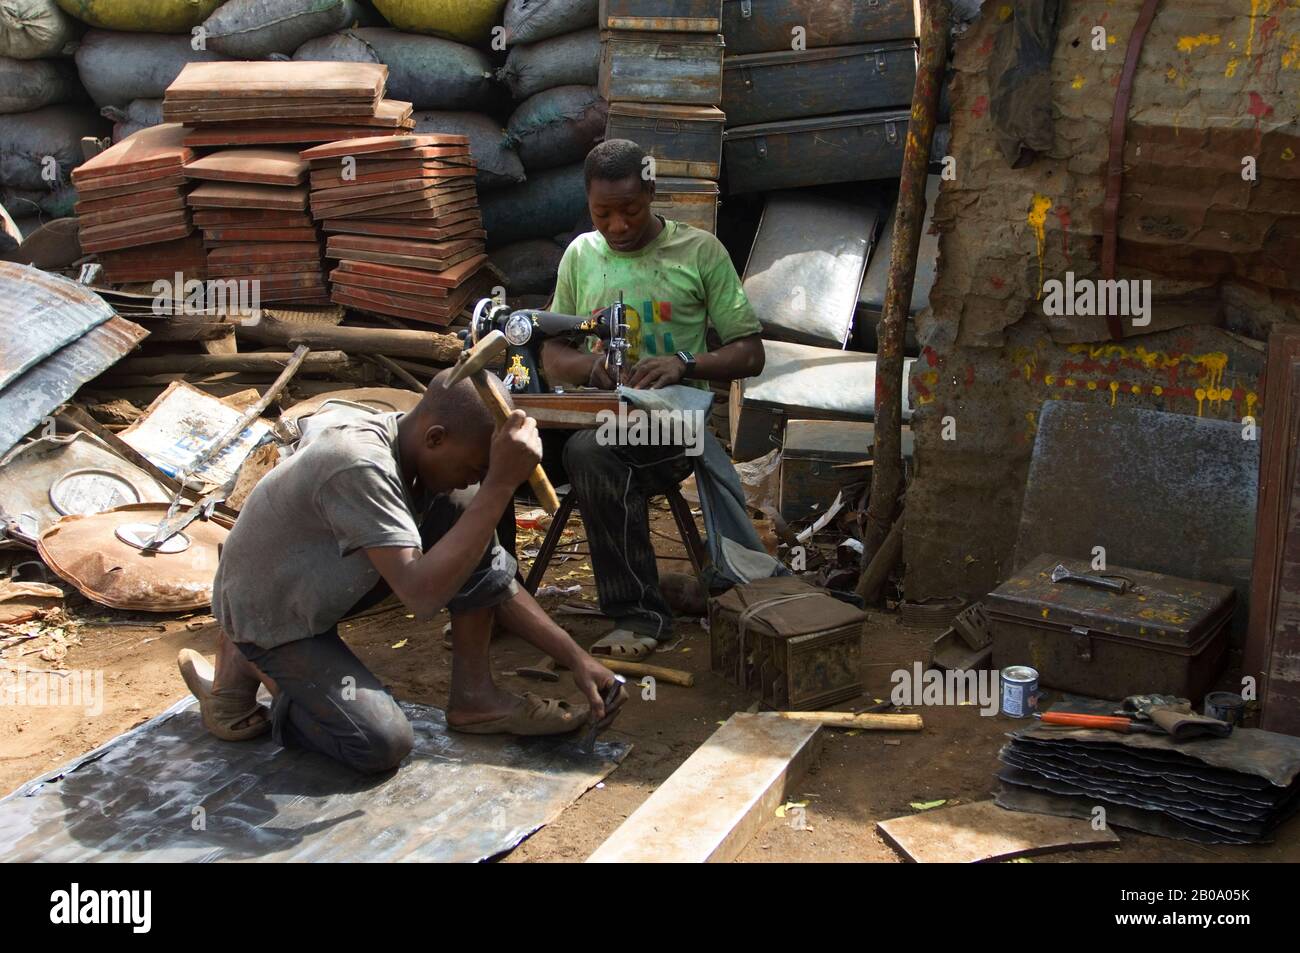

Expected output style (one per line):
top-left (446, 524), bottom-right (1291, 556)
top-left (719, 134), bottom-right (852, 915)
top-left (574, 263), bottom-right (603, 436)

top-left (524, 492), bottom-right (577, 595)
top-left (665, 486), bottom-right (709, 583)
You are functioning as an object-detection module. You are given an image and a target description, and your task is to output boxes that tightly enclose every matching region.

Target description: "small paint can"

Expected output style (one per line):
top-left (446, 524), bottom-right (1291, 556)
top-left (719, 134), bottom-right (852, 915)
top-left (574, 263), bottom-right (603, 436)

top-left (1203, 691), bottom-right (1245, 726)
top-left (1000, 666), bottom-right (1040, 718)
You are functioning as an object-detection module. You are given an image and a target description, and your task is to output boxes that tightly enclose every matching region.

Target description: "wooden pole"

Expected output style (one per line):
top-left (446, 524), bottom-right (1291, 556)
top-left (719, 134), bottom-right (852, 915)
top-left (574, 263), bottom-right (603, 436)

top-left (596, 658), bottom-right (695, 687)
top-left (772, 711), bottom-right (923, 731)
top-left (859, 0), bottom-right (951, 593)
top-left (111, 350), bottom-right (348, 376)
top-left (237, 318), bottom-right (463, 364)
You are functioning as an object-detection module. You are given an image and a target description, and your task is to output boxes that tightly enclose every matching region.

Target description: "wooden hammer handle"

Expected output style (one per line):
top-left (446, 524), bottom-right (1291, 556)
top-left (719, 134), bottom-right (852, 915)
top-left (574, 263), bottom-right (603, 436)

top-left (470, 375), bottom-right (561, 514)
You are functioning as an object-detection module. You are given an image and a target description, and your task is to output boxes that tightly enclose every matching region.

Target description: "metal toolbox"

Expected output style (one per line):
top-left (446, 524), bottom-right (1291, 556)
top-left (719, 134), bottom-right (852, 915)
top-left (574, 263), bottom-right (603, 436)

top-left (721, 0), bottom-right (919, 54)
top-left (780, 420), bottom-right (913, 523)
top-left (605, 102), bottom-right (725, 178)
top-left (723, 41), bottom-right (917, 127)
top-left (986, 554), bottom-right (1235, 702)
top-left (651, 176), bottom-right (719, 232)
top-left (723, 109), bottom-right (908, 194)
top-left (600, 0), bottom-right (722, 33)
top-left (709, 575), bottom-right (865, 710)
top-left (599, 31), bottom-right (726, 105)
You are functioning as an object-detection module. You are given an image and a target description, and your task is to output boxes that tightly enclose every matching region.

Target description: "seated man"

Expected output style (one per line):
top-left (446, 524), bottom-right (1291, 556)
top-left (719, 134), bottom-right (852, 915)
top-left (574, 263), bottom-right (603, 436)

top-left (178, 370), bottom-right (619, 774)
top-left (541, 139), bottom-right (765, 661)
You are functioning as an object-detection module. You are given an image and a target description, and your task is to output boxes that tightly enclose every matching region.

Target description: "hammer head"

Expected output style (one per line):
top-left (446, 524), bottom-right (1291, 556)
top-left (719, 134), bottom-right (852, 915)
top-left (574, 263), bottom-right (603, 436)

top-left (445, 330), bottom-right (508, 388)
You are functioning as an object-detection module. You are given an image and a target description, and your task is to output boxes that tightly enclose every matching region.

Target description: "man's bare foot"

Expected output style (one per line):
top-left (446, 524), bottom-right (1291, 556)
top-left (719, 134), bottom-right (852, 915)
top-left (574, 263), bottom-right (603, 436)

top-left (447, 689), bottom-right (587, 736)
top-left (446, 683), bottom-right (529, 729)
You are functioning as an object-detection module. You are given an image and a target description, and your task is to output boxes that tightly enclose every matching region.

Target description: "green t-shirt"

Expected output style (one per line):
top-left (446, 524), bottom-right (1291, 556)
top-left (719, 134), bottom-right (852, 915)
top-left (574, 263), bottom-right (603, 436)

top-left (550, 218), bottom-right (761, 370)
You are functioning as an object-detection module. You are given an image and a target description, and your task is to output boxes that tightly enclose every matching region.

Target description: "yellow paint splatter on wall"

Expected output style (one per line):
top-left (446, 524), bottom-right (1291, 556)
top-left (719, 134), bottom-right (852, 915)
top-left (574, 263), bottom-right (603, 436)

top-left (1247, 0), bottom-right (1261, 58)
top-left (1283, 34), bottom-right (1300, 70)
top-left (1176, 33), bottom-right (1221, 53)
top-left (1225, 58), bottom-right (1240, 78)
top-left (1028, 194), bottom-right (1052, 300)
top-left (1071, 74), bottom-right (1086, 89)
top-left (1109, 381), bottom-right (1120, 407)
top-left (1284, 147), bottom-right (1296, 161)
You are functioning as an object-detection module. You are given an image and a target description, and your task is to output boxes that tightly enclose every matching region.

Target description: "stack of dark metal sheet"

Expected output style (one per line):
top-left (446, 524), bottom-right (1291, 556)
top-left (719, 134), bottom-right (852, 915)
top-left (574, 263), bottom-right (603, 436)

top-left (164, 60), bottom-right (412, 150)
top-left (183, 148), bottom-right (328, 305)
top-left (302, 135), bottom-right (491, 325)
top-left (996, 712), bottom-right (1300, 844)
top-left (71, 124), bottom-right (204, 283)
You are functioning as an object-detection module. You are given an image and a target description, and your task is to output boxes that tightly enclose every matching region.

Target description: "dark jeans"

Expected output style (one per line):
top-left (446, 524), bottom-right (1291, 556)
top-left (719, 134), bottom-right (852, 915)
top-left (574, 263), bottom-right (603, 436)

top-left (562, 429), bottom-right (694, 640)
top-left (236, 494), bottom-right (518, 774)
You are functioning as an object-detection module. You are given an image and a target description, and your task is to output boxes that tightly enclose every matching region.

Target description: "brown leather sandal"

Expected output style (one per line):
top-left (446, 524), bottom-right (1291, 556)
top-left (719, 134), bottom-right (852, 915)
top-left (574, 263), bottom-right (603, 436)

top-left (448, 692), bottom-right (589, 737)
top-left (177, 648), bottom-right (270, 742)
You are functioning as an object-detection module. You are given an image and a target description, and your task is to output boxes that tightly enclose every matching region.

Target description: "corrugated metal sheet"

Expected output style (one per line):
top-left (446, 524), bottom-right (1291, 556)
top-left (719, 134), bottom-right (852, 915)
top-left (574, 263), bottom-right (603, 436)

top-left (0, 261), bottom-right (117, 390)
top-left (0, 315), bottom-right (148, 458)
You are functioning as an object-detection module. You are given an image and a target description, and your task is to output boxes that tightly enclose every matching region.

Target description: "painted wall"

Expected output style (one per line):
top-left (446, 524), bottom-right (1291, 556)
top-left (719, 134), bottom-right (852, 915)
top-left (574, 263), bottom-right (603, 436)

top-left (904, 0), bottom-right (1297, 602)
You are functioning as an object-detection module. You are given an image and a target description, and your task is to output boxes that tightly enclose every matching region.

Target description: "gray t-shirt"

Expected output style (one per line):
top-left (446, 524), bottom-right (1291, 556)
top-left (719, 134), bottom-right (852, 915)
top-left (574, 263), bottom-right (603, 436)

top-left (213, 410), bottom-right (428, 648)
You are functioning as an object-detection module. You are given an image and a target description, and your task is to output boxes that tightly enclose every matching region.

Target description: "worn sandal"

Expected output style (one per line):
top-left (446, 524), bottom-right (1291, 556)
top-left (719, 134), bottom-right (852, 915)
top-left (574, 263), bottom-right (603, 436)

top-left (177, 648), bottom-right (270, 742)
top-left (448, 692), bottom-right (588, 736)
top-left (590, 628), bottom-right (659, 660)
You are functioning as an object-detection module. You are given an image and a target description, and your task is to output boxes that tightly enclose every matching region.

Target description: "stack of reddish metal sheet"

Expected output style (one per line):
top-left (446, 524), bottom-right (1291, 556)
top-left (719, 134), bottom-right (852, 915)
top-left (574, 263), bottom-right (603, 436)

top-left (183, 148), bottom-right (328, 305)
top-left (71, 124), bottom-right (205, 283)
top-left (302, 135), bottom-right (491, 325)
top-left (163, 62), bottom-right (412, 149)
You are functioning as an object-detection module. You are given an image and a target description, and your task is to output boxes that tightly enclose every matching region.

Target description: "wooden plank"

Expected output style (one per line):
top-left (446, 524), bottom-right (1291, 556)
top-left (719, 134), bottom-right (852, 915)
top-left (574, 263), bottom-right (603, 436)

top-left (183, 148), bottom-right (308, 186)
top-left (586, 713), bottom-right (821, 863)
top-left (877, 800), bottom-right (1119, 864)
top-left (165, 61), bottom-right (388, 101)
top-left (300, 134), bottom-right (470, 160)
top-left (71, 124), bottom-right (193, 183)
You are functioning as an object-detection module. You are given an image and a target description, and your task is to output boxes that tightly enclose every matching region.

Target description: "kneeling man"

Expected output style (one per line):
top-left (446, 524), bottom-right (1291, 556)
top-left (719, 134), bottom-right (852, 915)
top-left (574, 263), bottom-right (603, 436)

top-left (178, 369), bottom-right (619, 774)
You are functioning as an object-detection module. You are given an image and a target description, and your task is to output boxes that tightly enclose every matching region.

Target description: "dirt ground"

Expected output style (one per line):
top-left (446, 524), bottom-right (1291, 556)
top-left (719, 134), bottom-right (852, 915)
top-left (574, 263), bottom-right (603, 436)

top-left (3, 506), bottom-right (1298, 863)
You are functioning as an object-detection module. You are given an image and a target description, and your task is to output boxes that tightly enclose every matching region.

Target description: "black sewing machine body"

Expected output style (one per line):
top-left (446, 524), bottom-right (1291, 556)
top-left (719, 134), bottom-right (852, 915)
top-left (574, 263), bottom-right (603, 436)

top-left (467, 295), bottom-right (631, 393)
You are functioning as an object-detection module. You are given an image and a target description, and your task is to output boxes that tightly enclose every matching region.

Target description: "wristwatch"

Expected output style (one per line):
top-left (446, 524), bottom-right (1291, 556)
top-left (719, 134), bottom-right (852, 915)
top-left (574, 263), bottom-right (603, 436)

top-left (675, 350), bottom-right (697, 377)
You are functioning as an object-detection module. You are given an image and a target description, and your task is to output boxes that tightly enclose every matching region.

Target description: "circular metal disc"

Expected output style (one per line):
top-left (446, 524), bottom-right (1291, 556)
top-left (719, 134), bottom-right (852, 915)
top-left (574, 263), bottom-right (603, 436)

top-left (114, 522), bottom-right (191, 554)
top-left (50, 468), bottom-right (141, 517)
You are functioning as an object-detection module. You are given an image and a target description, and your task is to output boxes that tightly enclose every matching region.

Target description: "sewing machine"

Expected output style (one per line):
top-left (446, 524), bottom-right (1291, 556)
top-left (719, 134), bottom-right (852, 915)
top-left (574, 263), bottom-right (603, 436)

top-left (467, 294), bottom-right (632, 394)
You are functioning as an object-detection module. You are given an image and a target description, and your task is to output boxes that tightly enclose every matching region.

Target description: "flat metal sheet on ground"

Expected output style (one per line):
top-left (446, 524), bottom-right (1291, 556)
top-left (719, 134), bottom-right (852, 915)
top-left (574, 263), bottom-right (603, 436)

top-left (1015, 400), bottom-right (1258, 633)
top-left (877, 799), bottom-right (1118, 863)
top-left (0, 698), bottom-right (628, 863)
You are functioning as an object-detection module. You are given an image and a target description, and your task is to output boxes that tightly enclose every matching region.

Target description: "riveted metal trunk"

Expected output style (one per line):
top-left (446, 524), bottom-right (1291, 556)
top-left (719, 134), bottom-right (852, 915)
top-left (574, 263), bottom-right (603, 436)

top-left (722, 109), bottom-right (908, 193)
top-left (650, 176), bottom-right (719, 232)
top-left (723, 41), bottom-right (917, 127)
top-left (598, 30), bottom-right (725, 105)
top-left (605, 102), bottom-right (725, 178)
top-left (599, 0), bottom-right (721, 32)
top-left (721, 0), bottom-right (919, 55)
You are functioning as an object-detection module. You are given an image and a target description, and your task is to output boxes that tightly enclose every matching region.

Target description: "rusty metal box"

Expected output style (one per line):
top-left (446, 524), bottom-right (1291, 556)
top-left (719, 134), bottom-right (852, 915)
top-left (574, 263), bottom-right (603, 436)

top-left (599, 30), bottom-right (726, 105)
top-left (600, 0), bottom-right (721, 32)
top-left (709, 575), bottom-right (865, 710)
top-left (651, 176), bottom-right (719, 232)
top-left (986, 554), bottom-right (1235, 702)
top-left (605, 102), bottom-right (725, 178)
top-left (780, 420), bottom-right (914, 523)
top-left (722, 109), bottom-right (908, 194)
top-left (723, 42), bottom-right (917, 127)
top-left (721, 0), bottom-right (919, 55)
